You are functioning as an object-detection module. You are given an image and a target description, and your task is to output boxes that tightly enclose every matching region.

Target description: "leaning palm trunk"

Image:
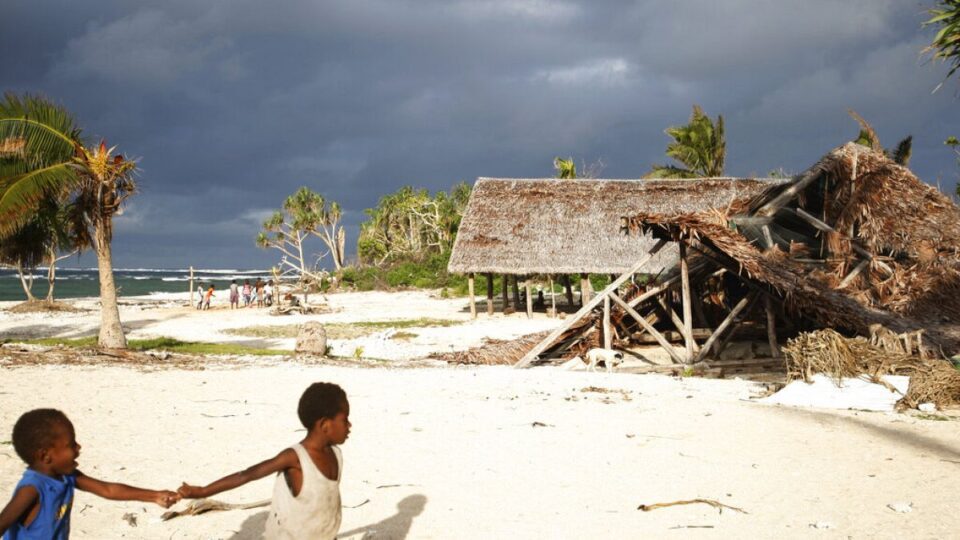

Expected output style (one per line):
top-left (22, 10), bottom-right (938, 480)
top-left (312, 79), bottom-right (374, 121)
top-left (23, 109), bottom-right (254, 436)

top-left (94, 221), bottom-right (126, 348)
top-left (15, 261), bottom-right (36, 301)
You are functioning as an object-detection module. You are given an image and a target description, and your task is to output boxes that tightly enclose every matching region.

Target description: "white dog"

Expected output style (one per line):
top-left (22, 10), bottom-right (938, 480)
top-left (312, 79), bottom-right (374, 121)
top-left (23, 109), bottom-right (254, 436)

top-left (585, 348), bottom-right (624, 373)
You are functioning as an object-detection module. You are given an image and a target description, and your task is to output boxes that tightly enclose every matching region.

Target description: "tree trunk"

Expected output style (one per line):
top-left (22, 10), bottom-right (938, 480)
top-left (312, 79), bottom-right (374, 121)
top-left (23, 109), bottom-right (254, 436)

top-left (16, 262), bottom-right (36, 302)
top-left (94, 221), bottom-right (127, 349)
top-left (45, 247), bottom-right (57, 301)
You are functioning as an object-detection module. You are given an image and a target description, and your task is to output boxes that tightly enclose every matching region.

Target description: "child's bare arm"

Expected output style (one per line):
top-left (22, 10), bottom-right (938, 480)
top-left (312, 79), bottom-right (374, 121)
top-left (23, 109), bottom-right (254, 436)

top-left (0, 485), bottom-right (39, 535)
top-left (178, 448), bottom-right (297, 499)
top-left (75, 472), bottom-right (179, 508)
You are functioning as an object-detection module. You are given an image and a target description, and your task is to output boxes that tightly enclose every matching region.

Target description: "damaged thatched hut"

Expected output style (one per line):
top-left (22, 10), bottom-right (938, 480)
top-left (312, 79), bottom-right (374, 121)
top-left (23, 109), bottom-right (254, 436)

top-left (503, 142), bottom-right (960, 370)
top-left (447, 177), bottom-right (784, 318)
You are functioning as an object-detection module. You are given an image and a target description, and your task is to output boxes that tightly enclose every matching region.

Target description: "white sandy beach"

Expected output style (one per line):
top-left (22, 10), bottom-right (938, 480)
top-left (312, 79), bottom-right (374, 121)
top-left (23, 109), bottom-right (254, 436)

top-left (1, 291), bottom-right (959, 539)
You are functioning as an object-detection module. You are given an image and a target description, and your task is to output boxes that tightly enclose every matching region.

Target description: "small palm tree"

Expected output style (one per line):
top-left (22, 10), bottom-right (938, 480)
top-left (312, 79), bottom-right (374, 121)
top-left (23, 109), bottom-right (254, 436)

top-left (645, 105), bottom-right (725, 179)
top-left (924, 0), bottom-right (960, 90)
top-left (0, 93), bottom-right (136, 348)
top-left (553, 157), bottom-right (577, 179)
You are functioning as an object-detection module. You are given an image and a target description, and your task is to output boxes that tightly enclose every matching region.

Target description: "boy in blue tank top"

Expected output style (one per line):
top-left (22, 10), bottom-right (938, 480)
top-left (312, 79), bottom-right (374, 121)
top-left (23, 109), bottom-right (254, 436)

top-left (0, 409), bottom-right (180, 539)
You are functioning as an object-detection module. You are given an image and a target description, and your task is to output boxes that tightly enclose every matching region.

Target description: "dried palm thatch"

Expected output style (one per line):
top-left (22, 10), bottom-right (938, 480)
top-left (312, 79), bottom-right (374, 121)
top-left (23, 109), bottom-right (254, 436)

top-left (440, 330), bottom-right (552, 365)
top-left (781, 328), bottom-right (960, 409)
top-left (448, 177), bottom-right (785, 275)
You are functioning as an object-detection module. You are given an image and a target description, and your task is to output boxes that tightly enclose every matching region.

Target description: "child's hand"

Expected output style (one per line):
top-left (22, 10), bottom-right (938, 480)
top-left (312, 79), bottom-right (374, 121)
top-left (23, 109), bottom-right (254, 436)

top-left (154, 490), bottom-right (180, 508)
top-left (177, 483), bottom-right (204, 499)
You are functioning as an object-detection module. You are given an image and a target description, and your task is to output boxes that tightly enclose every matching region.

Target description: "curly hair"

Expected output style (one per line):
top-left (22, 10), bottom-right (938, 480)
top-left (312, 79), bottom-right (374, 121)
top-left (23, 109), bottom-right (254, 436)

top-left (12, 409), bottom-right (71, 464)
top-left (297, 382), bottom-right (347, 430)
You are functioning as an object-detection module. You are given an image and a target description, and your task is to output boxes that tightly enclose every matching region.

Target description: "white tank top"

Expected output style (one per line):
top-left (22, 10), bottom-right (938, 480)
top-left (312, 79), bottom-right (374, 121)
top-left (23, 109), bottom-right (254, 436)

top-left (264, 444), bottom-right (342, 540)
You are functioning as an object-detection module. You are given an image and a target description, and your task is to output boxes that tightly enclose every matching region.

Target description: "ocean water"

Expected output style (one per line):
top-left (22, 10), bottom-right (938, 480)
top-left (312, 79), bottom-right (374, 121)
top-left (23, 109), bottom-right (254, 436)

top-left (0, 267), bottom-right (272, 302)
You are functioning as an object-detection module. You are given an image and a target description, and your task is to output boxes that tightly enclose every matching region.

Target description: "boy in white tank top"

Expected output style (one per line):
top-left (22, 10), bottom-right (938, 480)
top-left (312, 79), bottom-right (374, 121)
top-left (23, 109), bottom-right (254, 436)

top-left (178, 383), bottom-right (350, 540)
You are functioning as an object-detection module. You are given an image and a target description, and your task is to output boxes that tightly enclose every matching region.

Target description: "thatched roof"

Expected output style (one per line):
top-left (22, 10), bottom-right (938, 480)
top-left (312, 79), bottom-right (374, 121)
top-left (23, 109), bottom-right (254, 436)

top-left (448, 177), bottom-right (785, 275)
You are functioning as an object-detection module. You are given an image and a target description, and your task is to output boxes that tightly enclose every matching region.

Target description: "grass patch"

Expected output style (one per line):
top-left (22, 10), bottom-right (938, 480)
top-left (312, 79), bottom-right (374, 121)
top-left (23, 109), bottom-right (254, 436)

top-left (8, 336), bottom-right (288, 356)
top-left (225, 318), bottom-right (462, 340)
top-left (915, 413), bottom-right (955, 422)
top-left (390, 331), bottom-right (418, 340)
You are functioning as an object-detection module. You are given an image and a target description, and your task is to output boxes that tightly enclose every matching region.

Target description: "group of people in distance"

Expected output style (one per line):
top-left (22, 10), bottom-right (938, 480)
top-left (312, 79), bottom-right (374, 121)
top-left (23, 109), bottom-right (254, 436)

top-left (195, 278), bottom-right (276, 310)
top-left (0, 382), bottom-right (351, 540)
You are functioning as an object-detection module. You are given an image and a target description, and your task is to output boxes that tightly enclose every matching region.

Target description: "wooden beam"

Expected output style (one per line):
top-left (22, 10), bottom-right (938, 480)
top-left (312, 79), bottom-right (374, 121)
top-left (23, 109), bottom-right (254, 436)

top-left (764, 295), bottom-right (780, 359)
top-left (756, 167), bottom-right (823, 217)
top-left (486, 273), bottom-right (494, 316)
top-left (468, 273), bottom-right (477, 319)
top-left (514, 239), bottom-right (667, 368)
top-left (729, 215), bottom-right (774, 226)
top-left (603, 294), bottom-right (612, 349)
top-left (693, 292), bottom-right (756, 364)
top-left (792, 208), bottom-right (893, 275)
top-left (525, 279), bottom-right (533, 319)
top-left (679, 240), bottom-right (695, 363)
top-left (610, 293), bottom-right (685, 364)
top-left (837, 259), bottom-right (869, 289)
top-left (713, 294), bottom-right (762, 357)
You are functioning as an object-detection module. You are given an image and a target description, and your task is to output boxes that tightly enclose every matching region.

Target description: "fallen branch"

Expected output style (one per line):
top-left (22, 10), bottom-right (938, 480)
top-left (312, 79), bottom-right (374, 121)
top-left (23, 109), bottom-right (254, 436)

top-left (638, 499), bottom-right (748, 514)
top-left (161, 498), bottom-right (270, 521)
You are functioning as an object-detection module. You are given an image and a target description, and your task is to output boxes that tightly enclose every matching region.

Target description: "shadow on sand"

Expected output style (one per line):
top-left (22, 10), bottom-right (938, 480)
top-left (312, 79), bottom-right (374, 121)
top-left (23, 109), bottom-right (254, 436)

top-left (227, 494), bottom-right (427, 540)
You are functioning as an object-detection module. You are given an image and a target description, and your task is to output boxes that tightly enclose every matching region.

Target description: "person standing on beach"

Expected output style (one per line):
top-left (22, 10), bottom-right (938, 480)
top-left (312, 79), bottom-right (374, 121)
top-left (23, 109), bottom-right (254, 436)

top-left (255, 279), bottom-right (265, 308)
top-left (242, 280), bottom-right (252, 307)
top-left (196, 284), bottom-right (205, 310)
top-left (265, 281), bottom-right (274, 307)
top-left (229, 280), bottom-right (240, 310)
top-left (203, 284), bottom-right (215, 310)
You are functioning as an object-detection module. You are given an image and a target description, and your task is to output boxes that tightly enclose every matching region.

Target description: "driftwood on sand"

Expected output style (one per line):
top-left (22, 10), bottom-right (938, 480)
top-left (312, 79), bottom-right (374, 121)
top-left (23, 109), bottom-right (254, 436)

top-left (160, 499), bottom-right (271, 521)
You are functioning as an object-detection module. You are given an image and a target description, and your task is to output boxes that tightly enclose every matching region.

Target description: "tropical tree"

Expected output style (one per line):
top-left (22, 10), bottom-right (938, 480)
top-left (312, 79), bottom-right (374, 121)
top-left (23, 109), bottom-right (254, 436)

top-left (553, 157), bottom-right (577, 179)
top-left (924, 0), bottom-right (960, 90)
top-left (0, 93), bottom-right (136, 348)
top-left (357, 183), bottom-right (470, 265)
top-left (644, 105), bottom-right (725, 178)
top-left (848, 110), bottom-right (913, 166)
top-left (946, 136), bottom-right (960, 197)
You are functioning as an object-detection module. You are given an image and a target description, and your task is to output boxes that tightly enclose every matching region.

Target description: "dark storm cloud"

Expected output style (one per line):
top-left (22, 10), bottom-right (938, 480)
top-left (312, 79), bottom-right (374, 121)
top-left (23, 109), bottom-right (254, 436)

top-left (2, 0), bottom-right (957, 268)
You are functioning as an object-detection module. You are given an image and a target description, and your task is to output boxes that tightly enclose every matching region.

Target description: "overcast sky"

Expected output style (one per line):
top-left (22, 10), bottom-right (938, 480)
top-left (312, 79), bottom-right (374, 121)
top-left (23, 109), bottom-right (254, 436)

top-left (3, 0), bottom-right (958, 269)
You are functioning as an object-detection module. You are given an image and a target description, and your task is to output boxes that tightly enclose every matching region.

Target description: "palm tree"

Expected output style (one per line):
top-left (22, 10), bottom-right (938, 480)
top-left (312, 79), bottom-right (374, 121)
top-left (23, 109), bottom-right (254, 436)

top-left (848, 110), bottom-right (913, 166)
top-left (0, 93), bottom-right (136, 348)
top-left (924, 0), bottom-right (960, 90)
top-left (553, 157), bottom-right (577, 179)
top-left (644, 105), bottom-right (725, 179)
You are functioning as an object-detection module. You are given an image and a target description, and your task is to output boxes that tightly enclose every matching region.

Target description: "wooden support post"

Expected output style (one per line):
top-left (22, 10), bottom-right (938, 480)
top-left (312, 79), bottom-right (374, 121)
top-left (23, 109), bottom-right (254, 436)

top-left (468, 273), bottom-right (477, 319)
top-left (580, 274), bottom-right (591, 305)
top-left (693, 293), bottom-right (756, 363)
top-left (713, 293), bottom-right (762, 358)
top-left (610, 293), bottom-right (685, 364)
top-left (764, 295), bottom-right (779, 358)
top-left (548, 276), bottom-right (556, 317)
top-left (515, 239), bottom-right (667, 368)
top-left (486, 273), bottom-right (494, 316)
top-left (501, 274), bottom-right (509, 313)
top-left (525, 279), bottom-right (533, 319)
top-left (755, 166), bottom-right (824, 217)
top-left (679, 240), bottom-right (695, 363)
top-left (511, 275), bottom-right (521, 308)
top-left (562, 275), bottom-right (574, 306)
top-left (603, 294), bottom-right (612, 349)
top-left (188, 266), bottom-right (194, 307)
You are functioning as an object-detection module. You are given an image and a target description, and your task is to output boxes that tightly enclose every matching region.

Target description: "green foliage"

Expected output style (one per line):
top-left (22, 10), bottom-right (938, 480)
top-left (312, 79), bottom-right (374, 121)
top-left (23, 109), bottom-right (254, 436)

top-left (8, 336), bottom-right (289, 356)
top-left (340, 250), bottom-right (469, 295)
top-left (849, 110), bottom-right (912, 166)
top-left (924, 0), bottom-right (960, 89)
top-left (554, 157), bottom-right (577, 179)
top-left (352, 346), bottom-right (364, 359)
top-left (357, 183), bottom-right (470, 265)
top-left (947, 137), bottom-right (960, 198)
top-left (645, 105), bottom-right (725, 179)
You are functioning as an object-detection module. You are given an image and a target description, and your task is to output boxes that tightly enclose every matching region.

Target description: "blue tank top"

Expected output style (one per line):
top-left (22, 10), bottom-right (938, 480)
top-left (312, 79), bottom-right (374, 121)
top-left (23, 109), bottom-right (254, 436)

top-left (3, 470), bottom-right (76, 540)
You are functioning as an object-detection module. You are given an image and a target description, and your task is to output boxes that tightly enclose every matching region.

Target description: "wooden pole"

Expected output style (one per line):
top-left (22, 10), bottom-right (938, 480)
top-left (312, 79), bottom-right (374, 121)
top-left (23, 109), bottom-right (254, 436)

top-left (562, 275), bottom-right (574, 306)
top-left (511, 275), bottom-right (521, 308)
top-left (679, 239), bottom-right (695, 364)
top-left (693, 293), bottom-right (755, 364)
top-left (486, 273), bottom-right (494, 316)
top-left (468, 273), bottom-right (477, 319)
top-left (549, 275), bottom-right (556, 317)
top-left (524, 279), bottom-right (533, 319)
top-left (764, 295), bottom-right (780, 359)
top-left (580, 273), bottom-right (591, 305)
top-left (515, 239), bottom-right (667, 368)
top-left (189, 266), bottom-right (194, 307)
top-left (501, 274), bottom-right (509, 313)
top-left (610, 293), bottom-right (685, 364)
top-left (603, 294), bottom-right (612, 349)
